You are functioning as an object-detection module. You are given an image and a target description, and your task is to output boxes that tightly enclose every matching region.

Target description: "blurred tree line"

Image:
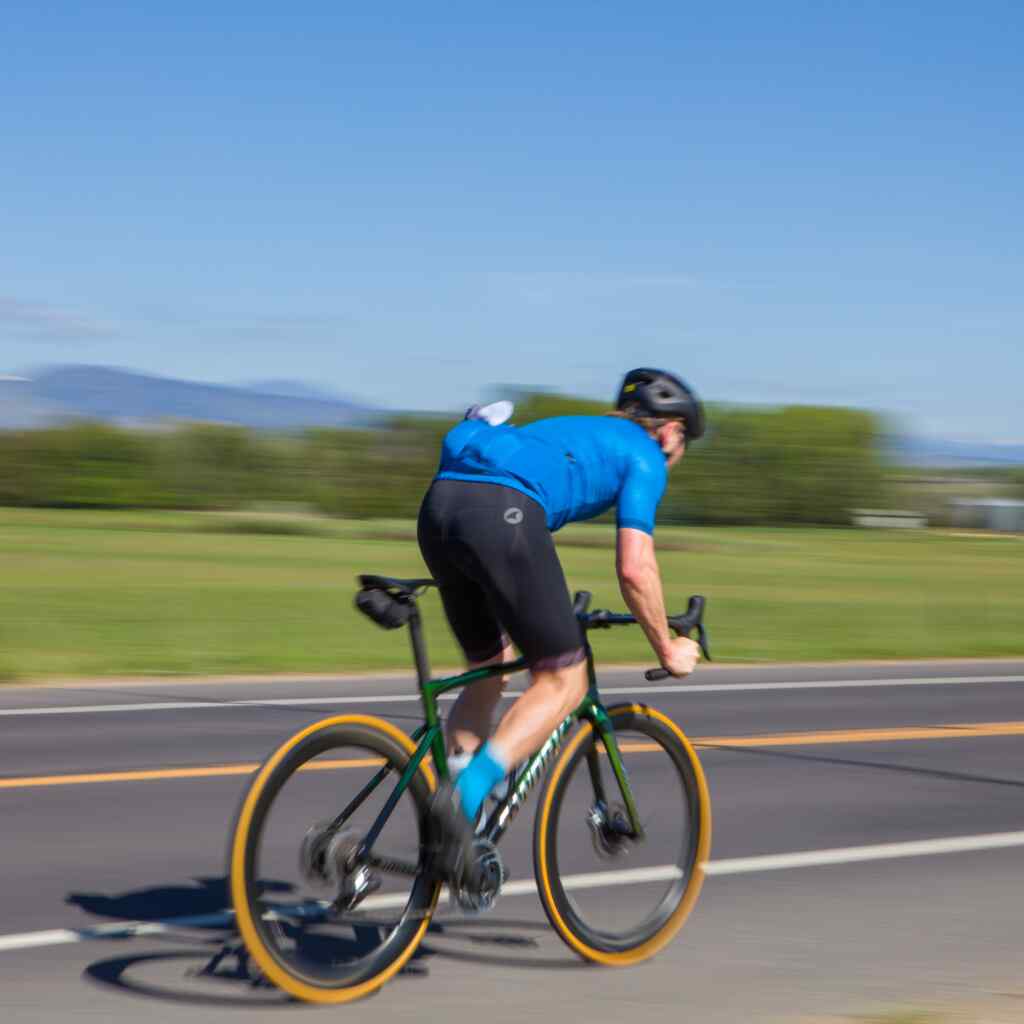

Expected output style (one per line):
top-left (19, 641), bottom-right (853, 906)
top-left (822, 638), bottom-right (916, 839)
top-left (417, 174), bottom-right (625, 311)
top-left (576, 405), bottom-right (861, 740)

top-left (0, 395), bottom-right (892, 525)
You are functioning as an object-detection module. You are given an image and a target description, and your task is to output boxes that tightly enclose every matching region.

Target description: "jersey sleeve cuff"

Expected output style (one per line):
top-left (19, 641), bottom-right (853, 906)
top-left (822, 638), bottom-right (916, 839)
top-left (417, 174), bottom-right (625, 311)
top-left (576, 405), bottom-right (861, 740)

top-left (617, 517), bottom-right (654, 535)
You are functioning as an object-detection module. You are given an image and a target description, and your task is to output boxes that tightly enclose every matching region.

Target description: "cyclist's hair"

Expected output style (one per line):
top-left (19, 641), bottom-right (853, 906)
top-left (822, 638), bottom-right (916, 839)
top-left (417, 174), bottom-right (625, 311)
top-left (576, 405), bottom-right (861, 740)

top-left (606, 408), bottom-right (679, 433)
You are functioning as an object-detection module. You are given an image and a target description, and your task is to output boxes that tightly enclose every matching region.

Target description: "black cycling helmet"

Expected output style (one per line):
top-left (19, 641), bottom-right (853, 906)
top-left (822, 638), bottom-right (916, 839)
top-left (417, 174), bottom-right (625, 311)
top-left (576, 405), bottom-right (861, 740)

top-left (615, 367), bottom-right (705, 440)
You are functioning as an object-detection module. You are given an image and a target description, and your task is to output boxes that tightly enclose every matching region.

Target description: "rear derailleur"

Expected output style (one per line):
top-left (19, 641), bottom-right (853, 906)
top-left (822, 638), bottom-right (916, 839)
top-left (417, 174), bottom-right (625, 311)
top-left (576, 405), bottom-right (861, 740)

top-left (299, 822), bottom-right (381, 913)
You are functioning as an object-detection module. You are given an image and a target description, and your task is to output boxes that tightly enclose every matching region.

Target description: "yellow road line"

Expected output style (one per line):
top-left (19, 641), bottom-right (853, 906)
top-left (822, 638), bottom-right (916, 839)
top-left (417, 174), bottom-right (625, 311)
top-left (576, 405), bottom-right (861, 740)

top-left (616, 720), bottom-right (1024, 754)
top-left (3, 722), bottom-right (1023, 790)
top-left (0, 757), bottom-right (386, 790)
top-left (694, 720), bottom-right (1024, 748)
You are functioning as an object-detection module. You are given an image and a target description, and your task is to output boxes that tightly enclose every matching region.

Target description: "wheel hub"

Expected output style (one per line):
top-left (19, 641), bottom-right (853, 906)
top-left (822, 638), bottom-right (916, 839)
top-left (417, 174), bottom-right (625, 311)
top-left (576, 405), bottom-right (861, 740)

top-left (586, 803), bottom-right (633, 859)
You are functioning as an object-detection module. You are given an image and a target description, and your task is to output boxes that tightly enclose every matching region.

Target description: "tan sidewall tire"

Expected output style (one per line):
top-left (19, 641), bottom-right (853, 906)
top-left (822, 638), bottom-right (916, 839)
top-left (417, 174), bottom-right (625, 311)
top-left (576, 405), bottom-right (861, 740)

top-left (229, 714), bottom-right (440, 1003)
top-left (534, 703), bottom-right (711, 965)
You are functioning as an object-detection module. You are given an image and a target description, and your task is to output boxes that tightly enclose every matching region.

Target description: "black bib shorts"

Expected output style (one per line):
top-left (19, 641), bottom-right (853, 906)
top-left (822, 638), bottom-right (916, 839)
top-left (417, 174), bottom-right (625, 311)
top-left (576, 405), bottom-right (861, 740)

top-left (417, 480), bottom-right (585, 671)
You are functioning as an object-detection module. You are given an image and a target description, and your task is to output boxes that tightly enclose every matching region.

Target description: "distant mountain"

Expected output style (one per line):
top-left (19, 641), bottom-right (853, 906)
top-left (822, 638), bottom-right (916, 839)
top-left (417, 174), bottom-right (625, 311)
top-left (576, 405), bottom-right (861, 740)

top-left (0, 365), bottom-right (378, 430)
top-left (243, 379), bottom-right (355, 403)
top-left (0, 377), bottom-right (66, 429)
top-left (885, 434), bottom-right (1024, 467)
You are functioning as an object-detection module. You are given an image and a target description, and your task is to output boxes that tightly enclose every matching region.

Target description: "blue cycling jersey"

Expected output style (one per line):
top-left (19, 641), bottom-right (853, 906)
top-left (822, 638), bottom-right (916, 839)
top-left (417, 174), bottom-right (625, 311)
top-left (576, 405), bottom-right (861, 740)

top-left (434, 415), bottom-right (667, 533)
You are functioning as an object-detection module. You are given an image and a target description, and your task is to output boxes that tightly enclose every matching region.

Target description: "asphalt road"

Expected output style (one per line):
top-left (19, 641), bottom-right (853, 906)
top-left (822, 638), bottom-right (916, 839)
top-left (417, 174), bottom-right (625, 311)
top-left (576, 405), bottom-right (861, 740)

top-left (2, 659), bottom-right (1024, 1023)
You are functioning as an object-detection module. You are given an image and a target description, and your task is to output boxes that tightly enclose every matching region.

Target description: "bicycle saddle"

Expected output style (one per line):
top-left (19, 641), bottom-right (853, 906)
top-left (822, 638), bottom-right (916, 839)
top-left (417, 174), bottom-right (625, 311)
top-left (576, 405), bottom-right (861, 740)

top-left (357, 575), bottom-right (436, 596)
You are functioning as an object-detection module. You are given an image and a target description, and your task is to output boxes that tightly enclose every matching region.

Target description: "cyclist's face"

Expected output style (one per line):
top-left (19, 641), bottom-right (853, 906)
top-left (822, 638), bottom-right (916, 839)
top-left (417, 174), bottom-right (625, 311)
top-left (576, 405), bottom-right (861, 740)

top-left (658, 422), bottom-right (686, 468)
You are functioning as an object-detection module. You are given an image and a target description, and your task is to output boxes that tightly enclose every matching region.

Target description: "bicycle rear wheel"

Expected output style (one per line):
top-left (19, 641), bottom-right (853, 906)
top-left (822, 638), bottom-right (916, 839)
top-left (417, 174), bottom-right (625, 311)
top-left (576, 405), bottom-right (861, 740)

top-left (229, 715), bottom-right (440, 1003)
top-left (533, 703), bottom-right (710, 965)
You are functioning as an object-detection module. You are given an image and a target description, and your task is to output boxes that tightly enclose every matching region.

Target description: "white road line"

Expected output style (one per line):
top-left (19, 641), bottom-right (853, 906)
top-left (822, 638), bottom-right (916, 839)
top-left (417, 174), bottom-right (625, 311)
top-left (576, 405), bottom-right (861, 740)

top-left (0, 929), bottom-right (80, 952)
top-left (358, 864), bottom-right (687, 911)
top-left (703, 829), bottom-right (1024, 876)
top-left (3, 830), bottom-right (1024, 955)
top-left (0, 911), bottom-right (246, 953)
top-left (0, 675), bottom-right (1021, 717)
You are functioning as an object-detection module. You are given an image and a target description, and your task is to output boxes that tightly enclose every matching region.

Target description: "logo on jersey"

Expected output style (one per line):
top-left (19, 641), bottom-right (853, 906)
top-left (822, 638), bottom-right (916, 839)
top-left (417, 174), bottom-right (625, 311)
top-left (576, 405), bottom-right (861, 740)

top-left (503, 507), bottom-right (524, 525)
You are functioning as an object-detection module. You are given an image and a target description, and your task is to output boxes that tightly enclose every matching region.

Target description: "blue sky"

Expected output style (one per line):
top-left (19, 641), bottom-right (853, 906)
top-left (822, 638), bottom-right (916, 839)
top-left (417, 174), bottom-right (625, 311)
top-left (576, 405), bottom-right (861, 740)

top-left (2, 2), bottom-right (1021, 440)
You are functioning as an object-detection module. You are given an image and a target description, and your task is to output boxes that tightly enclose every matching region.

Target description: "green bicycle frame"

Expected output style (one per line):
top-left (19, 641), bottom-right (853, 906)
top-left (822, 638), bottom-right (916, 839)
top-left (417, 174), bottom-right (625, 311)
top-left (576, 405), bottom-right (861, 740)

top-left (349, 601), bottom-right (644, 871)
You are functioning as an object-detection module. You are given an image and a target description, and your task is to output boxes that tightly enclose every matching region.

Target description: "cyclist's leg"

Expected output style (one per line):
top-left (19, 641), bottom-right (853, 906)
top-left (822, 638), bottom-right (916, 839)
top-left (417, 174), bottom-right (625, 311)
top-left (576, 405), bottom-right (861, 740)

top-left (489, 658), bottom-right (587, 766)
top-left (453, 655), bottom-right (586, 826)
top-left (446, 640), bottom-right (517, 755)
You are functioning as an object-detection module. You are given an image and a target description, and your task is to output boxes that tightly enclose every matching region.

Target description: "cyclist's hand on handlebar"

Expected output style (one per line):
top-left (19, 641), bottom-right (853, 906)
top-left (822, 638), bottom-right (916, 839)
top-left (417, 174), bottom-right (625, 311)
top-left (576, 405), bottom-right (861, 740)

top-left (660, 635), bottom-right (700, 678)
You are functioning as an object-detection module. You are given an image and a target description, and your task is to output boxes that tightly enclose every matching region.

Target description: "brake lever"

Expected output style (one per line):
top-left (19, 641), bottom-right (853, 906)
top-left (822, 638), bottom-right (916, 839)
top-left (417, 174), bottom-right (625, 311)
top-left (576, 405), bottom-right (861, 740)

top-left (695, 623), bottom-right (712, 662)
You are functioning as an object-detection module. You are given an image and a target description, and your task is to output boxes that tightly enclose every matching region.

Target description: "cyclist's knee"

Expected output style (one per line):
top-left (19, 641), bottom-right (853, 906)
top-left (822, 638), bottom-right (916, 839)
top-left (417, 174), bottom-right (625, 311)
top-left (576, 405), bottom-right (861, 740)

top-left (530, 650), bottom-right (587, 703)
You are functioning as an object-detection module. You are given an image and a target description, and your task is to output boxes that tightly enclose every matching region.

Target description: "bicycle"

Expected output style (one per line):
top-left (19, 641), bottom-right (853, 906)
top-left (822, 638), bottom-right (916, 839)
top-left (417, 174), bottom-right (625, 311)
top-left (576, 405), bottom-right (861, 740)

top-left (229, 574), bottom-right (713, 1003)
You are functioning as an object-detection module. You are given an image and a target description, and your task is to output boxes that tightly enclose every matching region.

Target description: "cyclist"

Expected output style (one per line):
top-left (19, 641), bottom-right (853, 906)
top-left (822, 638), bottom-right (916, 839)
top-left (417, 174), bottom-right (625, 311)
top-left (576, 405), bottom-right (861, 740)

top-left (417, 368), bottom-right (704, 889)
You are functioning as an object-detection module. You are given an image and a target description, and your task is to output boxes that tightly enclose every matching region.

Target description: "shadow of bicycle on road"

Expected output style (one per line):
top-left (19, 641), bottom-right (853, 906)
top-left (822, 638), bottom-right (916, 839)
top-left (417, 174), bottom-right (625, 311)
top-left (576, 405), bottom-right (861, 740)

top-left (71, 875), bottom-right (583, 1009)
top-left (67, 875), bottom-right (254, 927)
top-left (69, 875), bottom-right (293, 1007)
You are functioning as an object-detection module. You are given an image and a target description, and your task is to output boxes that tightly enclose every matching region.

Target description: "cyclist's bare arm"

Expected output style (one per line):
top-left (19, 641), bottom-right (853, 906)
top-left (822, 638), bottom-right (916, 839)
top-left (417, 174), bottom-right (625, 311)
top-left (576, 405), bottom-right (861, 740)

top-left (616, 527), bottom-right (700, 678)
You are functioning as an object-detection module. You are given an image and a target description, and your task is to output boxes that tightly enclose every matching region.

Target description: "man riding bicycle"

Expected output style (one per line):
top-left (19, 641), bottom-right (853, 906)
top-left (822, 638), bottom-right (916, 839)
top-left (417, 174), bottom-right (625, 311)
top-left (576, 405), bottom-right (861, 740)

top-left (417, 368), bottom-right (705, 890)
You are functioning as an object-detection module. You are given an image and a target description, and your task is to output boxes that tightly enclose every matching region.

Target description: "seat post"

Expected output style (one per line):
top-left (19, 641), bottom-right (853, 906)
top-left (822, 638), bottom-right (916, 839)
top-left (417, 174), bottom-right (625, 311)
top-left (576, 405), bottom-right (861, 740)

top-left (407, 605), bottom-right (431, 687)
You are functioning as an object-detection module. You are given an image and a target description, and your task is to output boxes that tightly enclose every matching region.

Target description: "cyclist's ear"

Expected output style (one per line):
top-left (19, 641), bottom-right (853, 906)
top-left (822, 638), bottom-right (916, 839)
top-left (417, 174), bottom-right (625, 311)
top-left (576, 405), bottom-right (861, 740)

top-left (658, 422), bottom-right (685, 467)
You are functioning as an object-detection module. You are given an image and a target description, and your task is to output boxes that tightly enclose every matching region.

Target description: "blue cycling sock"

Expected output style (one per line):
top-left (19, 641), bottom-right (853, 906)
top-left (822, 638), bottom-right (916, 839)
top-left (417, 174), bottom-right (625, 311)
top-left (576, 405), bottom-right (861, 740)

top-left (453, 741), bottom-right (508, 822)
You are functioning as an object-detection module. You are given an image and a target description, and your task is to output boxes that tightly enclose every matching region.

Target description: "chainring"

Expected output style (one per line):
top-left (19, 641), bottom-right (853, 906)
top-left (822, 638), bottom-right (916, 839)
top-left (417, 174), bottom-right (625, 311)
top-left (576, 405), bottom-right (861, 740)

top-left (451, 837), bottom-right (506, 913)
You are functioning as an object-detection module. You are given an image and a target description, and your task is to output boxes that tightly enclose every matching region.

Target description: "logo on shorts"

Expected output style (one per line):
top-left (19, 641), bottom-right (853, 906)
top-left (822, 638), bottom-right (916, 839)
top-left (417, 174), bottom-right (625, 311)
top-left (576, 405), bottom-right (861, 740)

top-left (503, 507), bottom-right (524, 525)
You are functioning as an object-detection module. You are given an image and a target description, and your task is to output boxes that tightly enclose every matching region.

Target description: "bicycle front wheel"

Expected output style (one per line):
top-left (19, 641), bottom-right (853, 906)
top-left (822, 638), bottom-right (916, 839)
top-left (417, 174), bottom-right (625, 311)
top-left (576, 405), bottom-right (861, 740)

top-left (533, 703), bottom-right (710, 965)
top-left (229, 715), bottom-right (441, 1003)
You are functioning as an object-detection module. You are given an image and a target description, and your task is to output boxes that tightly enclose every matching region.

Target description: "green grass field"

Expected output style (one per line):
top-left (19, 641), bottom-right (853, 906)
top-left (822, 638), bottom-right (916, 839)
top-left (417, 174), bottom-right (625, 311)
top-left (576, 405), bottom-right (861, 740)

top-left (1, 509), bottom-right (1021, 681)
